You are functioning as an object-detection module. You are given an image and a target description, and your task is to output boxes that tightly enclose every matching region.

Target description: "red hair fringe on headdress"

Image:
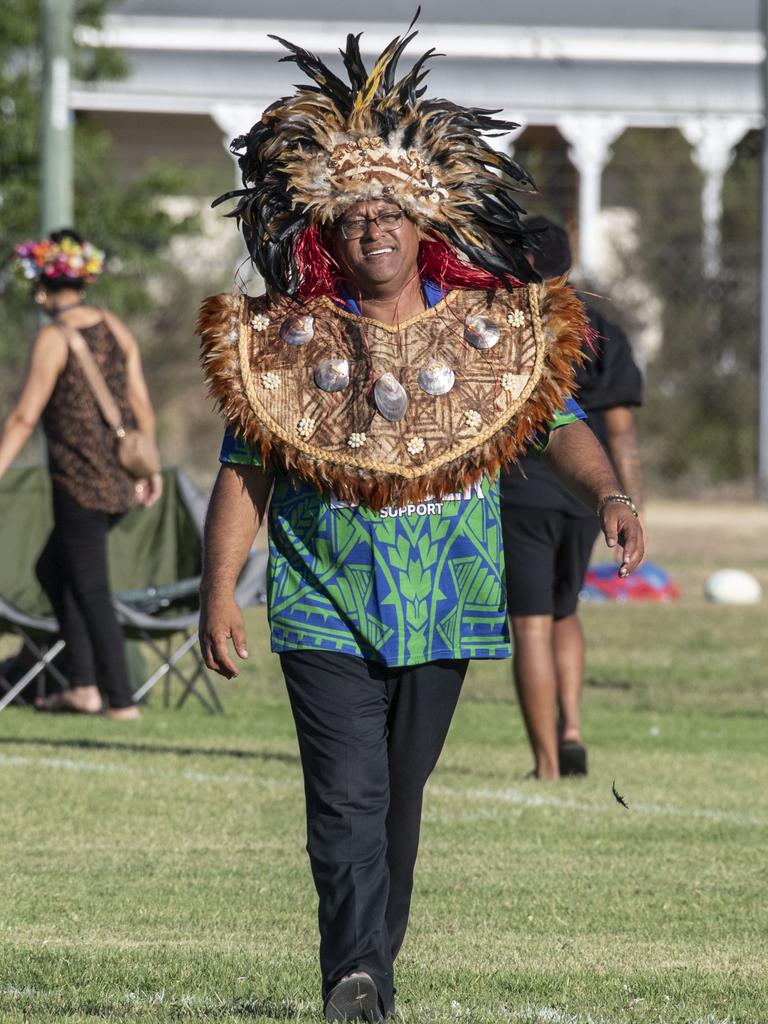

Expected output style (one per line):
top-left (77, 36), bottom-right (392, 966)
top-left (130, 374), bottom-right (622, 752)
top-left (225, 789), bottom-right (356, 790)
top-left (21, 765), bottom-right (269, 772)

top-left (418, 238), bottom-right (522, 292)
top-left (291, 228), bottom-right (523, 302)
top-left (293, 227), bottom-right (342, 298)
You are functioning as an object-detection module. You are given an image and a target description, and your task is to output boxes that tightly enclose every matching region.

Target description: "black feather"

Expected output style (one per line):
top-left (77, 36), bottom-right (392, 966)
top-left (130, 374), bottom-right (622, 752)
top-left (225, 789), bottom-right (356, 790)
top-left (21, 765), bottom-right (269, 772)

top-left (394, 48), bottom-right (440, 107)
top-left (407, 6), bottom-right (422, 34)
top-left (213, 12), bottom-right (537, 295)
top-left (211, 188), bottom-right (252, 209)
top-left (381, 30), bottom-right (420, 94)
top-left (268, 34), bottom-right (353, 114)
top-left (341, 33), bottom-right (368, 93)
top-left (612, 781), bottom-right (629, 809)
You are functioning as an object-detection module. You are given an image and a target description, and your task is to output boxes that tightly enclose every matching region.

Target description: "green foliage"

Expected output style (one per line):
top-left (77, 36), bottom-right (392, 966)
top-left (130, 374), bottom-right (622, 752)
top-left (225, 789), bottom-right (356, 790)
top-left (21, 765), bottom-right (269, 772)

top-left (72, 0), bottom-right (129, 82)
top-left (0, 0), bottom-right (196, 407)
top-left (515, 126), bottom-right (761, 493)
top-left (604, 128), bottom-right (760, 491)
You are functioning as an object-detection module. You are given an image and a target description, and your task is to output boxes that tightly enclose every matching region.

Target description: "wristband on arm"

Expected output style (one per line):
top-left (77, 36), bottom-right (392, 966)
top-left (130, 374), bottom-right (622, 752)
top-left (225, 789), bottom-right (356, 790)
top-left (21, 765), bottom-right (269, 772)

top-left (596, 493), bottom-right (639, 518)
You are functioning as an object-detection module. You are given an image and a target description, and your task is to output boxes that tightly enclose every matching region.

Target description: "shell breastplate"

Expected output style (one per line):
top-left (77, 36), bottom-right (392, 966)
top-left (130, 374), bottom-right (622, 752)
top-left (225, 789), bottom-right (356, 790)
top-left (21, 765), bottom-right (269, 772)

top-left (199, 283), bottom-right (586, 509)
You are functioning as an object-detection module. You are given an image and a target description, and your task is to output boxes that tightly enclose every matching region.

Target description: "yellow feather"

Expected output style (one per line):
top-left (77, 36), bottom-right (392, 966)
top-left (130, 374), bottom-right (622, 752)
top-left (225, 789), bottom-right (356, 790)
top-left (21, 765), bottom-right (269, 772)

top-left (353, 65), bottom-right (385, 113)
top-left (352, 38), bottom-right (399, 113)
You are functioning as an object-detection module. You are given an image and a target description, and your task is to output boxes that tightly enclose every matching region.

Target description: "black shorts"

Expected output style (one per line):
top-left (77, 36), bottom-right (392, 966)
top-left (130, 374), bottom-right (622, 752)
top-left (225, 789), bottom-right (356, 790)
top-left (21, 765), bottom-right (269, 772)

top-left (502, 507), bottom-right (601, 620)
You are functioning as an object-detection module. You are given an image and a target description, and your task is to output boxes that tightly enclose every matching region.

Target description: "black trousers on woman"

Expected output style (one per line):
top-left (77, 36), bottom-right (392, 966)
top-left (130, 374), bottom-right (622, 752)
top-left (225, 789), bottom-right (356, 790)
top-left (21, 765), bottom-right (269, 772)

top-left (35, 485), bottom-right (134, 709)
top-left (280, 650), bottom-right (467, 1016)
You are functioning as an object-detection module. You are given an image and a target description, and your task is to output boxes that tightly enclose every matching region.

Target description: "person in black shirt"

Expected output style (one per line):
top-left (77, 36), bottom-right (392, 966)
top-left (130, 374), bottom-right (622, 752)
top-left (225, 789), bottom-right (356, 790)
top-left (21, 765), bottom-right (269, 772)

top-left (500, 217), bottom-right (644, 778)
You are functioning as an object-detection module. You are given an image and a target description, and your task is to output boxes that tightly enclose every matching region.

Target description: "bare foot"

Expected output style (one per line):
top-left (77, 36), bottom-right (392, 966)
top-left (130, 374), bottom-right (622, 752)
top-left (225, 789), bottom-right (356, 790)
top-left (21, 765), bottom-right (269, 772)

top-left (558, 718), bottom-right (583, 745)
top-left (100, 706), bottom-right (141, 721)
top-left (35, 686), bottom-right (102, 714)
top-left (534, 752), bottom-right (560, 780)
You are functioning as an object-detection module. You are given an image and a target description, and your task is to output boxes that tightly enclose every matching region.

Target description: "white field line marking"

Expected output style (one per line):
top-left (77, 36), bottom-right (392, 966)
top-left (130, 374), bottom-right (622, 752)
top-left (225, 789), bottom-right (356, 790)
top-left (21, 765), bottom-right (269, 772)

top-left (428, 784), bottom-right (766, 828)
top-left (2, 753), bottom-right (763, 828)
top-left (0, 752), bottom-right (299, 790)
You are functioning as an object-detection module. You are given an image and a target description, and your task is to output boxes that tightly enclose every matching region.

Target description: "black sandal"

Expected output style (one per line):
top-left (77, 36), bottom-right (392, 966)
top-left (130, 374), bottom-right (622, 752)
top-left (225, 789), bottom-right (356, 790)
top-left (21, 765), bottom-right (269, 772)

top-left (558, 740), bottom-right (588, 776)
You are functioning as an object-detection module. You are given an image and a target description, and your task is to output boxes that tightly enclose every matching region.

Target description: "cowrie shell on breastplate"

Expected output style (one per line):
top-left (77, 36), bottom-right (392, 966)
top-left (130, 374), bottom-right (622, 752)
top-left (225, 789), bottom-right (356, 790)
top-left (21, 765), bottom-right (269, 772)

top-left (417, 361), bottom-right (455, 396)
top-left (374, 373), bottom-right (409, 422)
top-left (279, 315), bottom-right (314, 345)
top-left (314, 358), bottom-right (350, 392)
top-left (464, 315), bottom-right (500, 350)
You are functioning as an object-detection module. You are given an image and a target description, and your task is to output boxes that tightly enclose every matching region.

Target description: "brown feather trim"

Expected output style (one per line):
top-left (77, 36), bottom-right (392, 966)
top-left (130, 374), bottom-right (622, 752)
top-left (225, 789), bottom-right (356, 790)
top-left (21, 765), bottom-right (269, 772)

top-left (199, 283), bottom-right (587, 510)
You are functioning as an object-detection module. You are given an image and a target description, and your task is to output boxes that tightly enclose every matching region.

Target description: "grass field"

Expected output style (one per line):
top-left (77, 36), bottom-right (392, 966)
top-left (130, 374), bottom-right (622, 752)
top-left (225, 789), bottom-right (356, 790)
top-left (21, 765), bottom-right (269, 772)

top-left (0, 501), bottom-right (766, 1023)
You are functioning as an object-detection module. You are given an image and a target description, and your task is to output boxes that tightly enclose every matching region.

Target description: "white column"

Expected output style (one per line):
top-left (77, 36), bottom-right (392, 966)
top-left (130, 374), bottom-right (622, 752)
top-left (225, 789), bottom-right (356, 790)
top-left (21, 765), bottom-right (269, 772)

top-left (681, 116), bottom-right (753, 277)
top-left (557, 115), bottom-right (626, 279)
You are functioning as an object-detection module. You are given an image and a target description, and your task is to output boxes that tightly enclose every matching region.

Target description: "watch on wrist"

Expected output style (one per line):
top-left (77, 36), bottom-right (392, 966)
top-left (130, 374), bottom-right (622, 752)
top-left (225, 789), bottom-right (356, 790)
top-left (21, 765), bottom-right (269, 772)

top-left (596, 493), bottom-right (638, 518)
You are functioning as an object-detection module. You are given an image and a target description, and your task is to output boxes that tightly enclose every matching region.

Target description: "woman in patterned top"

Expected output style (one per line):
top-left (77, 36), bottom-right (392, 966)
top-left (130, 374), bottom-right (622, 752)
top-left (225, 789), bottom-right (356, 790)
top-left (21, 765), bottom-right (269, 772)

top-left (0, 229), bottom-right (161, 719)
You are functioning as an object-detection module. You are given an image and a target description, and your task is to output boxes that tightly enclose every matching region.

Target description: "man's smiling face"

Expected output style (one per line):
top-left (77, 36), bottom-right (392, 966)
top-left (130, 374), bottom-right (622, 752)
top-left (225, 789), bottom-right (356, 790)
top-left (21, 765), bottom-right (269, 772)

top-left (330, 199), bottom-right (420, 296)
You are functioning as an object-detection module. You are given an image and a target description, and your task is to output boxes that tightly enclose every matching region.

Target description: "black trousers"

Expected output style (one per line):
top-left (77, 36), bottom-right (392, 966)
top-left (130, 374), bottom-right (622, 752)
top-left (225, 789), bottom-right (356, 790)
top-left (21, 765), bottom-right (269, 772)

top-left (503, 506), bottom-right (601, 620)
top-left (281, 650), bottom-right (467, 1015)
top-left (35, 486), bottom-right (133, 709)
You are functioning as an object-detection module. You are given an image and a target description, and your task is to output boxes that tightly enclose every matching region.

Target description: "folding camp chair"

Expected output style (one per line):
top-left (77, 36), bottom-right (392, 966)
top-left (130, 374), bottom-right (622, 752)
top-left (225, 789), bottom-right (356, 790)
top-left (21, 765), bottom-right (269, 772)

top-left (110, 467), bottom-right (267, 711)
top-left (0, 466), bottom-right (267, 713)
top-left (0, 467), bottom-right (67, 709)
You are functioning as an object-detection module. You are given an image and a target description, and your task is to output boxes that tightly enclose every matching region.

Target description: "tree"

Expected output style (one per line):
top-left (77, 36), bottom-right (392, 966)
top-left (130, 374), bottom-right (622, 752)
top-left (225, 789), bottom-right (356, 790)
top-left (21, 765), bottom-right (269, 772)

top-left (0, 0), bottom-right (197, 407)
top-left (511, 125), bottom-right (761, 494)
top-left (604, 128), bottom-right (760, 492)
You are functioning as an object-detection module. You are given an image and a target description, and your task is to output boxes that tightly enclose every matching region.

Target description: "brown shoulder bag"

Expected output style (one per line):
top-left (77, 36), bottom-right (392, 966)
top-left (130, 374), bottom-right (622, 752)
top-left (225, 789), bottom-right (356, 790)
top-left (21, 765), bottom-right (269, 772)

top-left (62, 325), bottom-right (161, 480)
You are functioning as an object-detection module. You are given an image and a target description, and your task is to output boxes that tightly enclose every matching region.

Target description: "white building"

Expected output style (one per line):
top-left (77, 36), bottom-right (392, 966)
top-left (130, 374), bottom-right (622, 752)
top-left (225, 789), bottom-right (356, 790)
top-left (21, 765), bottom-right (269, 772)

top-left (74, 0), bottom-right (763, 279)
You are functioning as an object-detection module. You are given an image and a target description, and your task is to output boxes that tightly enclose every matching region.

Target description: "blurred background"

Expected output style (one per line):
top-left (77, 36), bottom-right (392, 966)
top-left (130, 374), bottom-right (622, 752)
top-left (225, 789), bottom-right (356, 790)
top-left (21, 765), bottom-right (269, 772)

top-left (1, 12), bottom-right (767, 1019)
top-left (1, 0), bottom-right (766, 497)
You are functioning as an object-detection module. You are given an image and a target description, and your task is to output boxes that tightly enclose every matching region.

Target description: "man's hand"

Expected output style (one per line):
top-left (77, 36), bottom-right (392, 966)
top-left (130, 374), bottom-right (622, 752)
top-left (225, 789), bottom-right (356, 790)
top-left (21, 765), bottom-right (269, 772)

top-left (600, 502), bottom-right (644, 578)
top-left (542, 421), bottom-right (645, 577)
top-left (197, 463), bottom-right (272, 678)
top-left (199, 589), bottom-right (249, 678)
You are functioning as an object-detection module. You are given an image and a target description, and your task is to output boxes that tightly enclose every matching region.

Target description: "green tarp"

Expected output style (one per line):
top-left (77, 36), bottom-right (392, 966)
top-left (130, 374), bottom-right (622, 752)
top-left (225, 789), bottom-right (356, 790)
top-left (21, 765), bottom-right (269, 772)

top-left (0, 466), bottom-right (203, 623)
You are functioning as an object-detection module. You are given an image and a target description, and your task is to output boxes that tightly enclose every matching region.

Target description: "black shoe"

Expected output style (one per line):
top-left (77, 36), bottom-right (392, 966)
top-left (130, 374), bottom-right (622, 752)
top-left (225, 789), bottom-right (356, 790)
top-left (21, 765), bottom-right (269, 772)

top-left (559, 740), bottom-right (588, 776)
top-left (325, 973), bottom-right (384, 1023)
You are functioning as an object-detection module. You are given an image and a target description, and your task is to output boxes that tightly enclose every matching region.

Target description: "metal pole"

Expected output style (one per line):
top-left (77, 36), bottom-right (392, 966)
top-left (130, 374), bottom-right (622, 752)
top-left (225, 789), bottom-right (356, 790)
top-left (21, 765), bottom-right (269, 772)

top-left (759, 0), bottom-right (768, 499)
top-left (40, 0), bottom-right (74, 234)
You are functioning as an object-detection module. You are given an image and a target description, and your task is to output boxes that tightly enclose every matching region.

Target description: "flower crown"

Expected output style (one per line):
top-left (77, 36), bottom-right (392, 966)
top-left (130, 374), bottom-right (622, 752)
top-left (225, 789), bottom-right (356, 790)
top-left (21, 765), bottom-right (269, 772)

top-left (214, 13), bottom-right (538, 295)
top-left (13, 236), bottom-right (105, 283)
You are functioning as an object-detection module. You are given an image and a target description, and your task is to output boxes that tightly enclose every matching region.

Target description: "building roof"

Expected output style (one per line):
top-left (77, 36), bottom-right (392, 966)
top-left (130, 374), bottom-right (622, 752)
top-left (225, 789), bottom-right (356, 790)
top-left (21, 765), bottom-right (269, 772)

top-left (73, 3), bottom-right (764, 134)
top-left (113, 0), bottom-right (760, 32)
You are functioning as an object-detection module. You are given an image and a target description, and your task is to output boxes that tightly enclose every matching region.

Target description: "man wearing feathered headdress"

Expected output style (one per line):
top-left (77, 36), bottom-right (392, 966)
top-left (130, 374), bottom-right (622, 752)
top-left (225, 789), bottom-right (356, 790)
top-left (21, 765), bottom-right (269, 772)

top-left (197, 16), bottom-right (643, 1022)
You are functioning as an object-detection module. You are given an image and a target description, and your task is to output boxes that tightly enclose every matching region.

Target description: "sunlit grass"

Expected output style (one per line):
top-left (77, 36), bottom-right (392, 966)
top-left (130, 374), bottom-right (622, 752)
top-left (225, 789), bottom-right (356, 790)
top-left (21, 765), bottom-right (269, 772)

top-left (1, 500), bottom-right (767, 1022)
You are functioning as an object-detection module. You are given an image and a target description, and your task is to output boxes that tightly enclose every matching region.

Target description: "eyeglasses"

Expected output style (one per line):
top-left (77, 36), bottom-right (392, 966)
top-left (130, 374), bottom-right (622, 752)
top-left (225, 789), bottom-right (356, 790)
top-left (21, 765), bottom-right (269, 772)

top-left (338, 210), bottom-right (404, 240)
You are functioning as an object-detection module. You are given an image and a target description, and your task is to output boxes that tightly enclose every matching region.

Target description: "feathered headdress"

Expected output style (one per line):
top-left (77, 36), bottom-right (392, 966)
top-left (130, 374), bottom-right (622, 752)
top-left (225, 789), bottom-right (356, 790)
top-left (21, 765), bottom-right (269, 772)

top-left (214, 10), bottom-right (538, 295)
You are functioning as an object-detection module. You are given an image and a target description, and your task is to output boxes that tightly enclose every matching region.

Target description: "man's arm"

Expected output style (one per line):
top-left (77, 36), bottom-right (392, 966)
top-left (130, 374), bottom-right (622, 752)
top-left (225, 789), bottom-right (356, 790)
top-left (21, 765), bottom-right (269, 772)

top-left (603, 405), bottom-right (644, 511)
top-left (542, 419), bottom-right (644, 577)
top-left (199, 463), bottom-right (273, 678)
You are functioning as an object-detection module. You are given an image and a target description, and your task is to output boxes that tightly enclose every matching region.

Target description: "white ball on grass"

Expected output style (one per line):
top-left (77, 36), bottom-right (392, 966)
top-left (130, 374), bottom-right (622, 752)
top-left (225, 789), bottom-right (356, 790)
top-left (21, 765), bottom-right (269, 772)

top-left (704, 569), bottom-right (763, 605)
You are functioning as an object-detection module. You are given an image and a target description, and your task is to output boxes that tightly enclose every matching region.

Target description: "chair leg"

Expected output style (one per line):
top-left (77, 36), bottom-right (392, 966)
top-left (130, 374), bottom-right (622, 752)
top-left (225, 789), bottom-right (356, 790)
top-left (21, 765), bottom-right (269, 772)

top-left (167, 652), bottom-right (216, 714)
top-left (174, 652), bottom-right (223, 714)
top-left (131, 631), bottom-right (222, 713)
top-left (16, 629), bottom-right (70, 690)
top-left (204, 666), bottom-right (225, 714)
top-left (163, 638), bottom-right (171, 709)
top-left (0, 638), bottom-right (66, 712)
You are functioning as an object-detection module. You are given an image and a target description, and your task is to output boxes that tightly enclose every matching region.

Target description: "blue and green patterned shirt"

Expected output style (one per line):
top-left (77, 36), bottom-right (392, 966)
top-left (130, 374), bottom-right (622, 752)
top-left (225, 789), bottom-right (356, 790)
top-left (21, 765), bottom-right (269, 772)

top-left (220, 284), bottom-right (584, 666)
